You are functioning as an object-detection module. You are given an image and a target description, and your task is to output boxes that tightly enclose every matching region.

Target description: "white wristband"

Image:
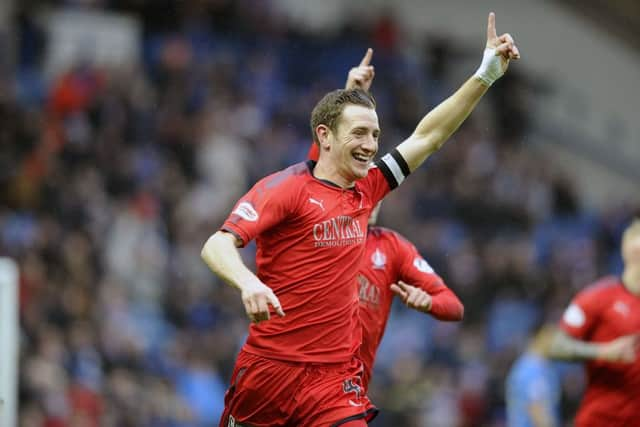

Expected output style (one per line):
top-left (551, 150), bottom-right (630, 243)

top-left (474, 48), bottom-right (504, 87)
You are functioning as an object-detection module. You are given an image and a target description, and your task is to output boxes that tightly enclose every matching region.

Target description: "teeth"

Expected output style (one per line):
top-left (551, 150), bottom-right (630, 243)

top-left (353, 154), bottom-right (368, 162)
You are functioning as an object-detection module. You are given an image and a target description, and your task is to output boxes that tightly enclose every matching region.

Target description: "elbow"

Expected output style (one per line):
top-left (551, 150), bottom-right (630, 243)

top-left (201, 234), bottom-right (214, 261)
top-left (201, 231), bottom-right (224, 265)
top-left (447, 303), bottom-right (464, 322)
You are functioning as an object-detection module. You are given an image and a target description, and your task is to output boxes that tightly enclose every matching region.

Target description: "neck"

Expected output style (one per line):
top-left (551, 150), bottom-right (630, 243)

top-left (622, 268), bottom-right (640, 295)
top-left (313, 159), bottom-right (354, 189)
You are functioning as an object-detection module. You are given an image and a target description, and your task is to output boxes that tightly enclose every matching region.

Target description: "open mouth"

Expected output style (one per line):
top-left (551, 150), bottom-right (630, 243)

top-left (352, 153), bottom-right (370, 164)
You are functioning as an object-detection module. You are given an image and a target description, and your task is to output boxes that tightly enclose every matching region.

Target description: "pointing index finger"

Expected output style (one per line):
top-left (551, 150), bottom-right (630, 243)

top-left (359, 48), bottom-right (373, 67)
top-left (487, 12), bottom-right (497, 41)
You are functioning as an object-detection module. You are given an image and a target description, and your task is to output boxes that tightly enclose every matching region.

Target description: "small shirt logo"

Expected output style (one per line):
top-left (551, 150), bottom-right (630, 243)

top-left (232, 202), bottom-right (258, 222)
top-left (371, 248), bottom-right (386, 269)
top-left (413, 257), bottom-right (434, 274)
top-left (309, 197), bottom-right (325, 212)
top-left (563, 303), bottom-right (586, 328)
top-left (613, 300), bottom-right (630, 317)
top-left (343, 379), bottom-right (363, 406)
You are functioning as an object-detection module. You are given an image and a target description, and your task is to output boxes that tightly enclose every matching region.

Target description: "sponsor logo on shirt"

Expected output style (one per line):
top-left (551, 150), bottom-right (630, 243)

top-left (413, 257), bottom-right (434, 274)
top-left (312, 215), bottom-right (365, 247)
top-left (371, 248), bottom-right (386, 269)
top-left (563, 303), bottom-right (586, 328)
top-left (308, 197), bottom-right (325, 211)
top-left (358, 274), bottom-right (381, 306)
top-left (232, 202), bottom-right (259, 222)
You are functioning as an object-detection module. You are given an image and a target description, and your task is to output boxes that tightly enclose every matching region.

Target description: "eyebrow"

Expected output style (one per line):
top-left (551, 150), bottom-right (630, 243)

top-left (352, 126), bottom-right (380, 133)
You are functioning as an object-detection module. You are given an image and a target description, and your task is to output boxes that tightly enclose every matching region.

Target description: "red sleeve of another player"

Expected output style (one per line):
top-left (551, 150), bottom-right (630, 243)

top-left (221, 175), bottom-right (296, 247)
top-left (559, 287), bottom-right (604, 340)
top-left (394, 235), bottom-right (464, 321)
top-left (307, 143), bottom-right (319, 161)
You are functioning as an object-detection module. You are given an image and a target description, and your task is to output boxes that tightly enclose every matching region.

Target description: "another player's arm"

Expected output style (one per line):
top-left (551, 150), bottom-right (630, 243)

top-left (528, 401), bottom-right (558, 427)
top-left (345, 48), bottom-right (375, 91)
top-left (201, 231), bottom-right (285, 323)
top-left (396, 13), bottom-right (520, 172)
top-left (391, 237), bottom-right (464, 320)
top-left (547, 329), bottom-right (639, 363)
top-left (391, 280), bottom-right (463, 320)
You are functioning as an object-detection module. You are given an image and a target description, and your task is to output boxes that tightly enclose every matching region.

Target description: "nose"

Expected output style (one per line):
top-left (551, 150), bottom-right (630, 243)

top-left (362, 135), bottom-right (377, 154)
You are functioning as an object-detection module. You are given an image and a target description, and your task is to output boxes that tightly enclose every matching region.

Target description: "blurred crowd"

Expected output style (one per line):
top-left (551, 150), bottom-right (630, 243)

top-left (2, 1), bottom-right (638, 426)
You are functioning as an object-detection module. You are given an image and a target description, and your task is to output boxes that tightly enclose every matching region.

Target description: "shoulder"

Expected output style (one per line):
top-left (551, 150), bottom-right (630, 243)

top-left (369, 226), bottom-right (406, 241)
top-left (259, 161), bottom-right (311, 190)
top-left (574, 276), bottom-right (621, 301)
top-left (251, 162), bottom-right (312, 205)
top-left (368, 226), bottom-right (412, 248)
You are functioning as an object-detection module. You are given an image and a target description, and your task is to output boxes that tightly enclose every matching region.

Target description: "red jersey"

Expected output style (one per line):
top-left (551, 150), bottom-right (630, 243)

top-left (222, 153), bottom-right (410, 363)
top-left (357, 226), bottom-right (464, 386)
top-left (559, 276), bottom-right (640, 426)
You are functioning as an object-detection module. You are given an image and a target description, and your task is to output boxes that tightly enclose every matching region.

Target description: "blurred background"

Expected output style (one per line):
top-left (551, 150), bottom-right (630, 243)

top-left (1, 0), bottom-right (639, 426)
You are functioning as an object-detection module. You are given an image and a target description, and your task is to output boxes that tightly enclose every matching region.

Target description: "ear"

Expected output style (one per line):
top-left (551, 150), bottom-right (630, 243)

top-left (315, 125), bottom-right (331, 150)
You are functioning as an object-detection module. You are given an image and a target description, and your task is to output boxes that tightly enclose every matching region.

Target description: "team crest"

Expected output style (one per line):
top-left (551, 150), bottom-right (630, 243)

top-left (371, 248), bottom-right (386, 269)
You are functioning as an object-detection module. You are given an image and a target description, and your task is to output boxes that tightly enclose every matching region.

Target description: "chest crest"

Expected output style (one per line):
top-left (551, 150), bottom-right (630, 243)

top-left (371, 248), bottom-right (387, 270)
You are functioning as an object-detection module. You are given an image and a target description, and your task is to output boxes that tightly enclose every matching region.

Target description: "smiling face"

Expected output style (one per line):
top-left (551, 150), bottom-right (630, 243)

top-left (310, 89), bottom-right (378, 188)
top-left (326, 104), bottom-right (380, 183)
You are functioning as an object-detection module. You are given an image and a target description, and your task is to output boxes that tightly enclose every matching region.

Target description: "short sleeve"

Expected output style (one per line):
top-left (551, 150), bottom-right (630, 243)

top-left (222, 174), bottom-right (297, 247)
top-left (395, 236), bottom-right (445, 292)
top-left (364, 149), bottom-right (412, 204)
top-left (559, 288), bottom-right (604, 340)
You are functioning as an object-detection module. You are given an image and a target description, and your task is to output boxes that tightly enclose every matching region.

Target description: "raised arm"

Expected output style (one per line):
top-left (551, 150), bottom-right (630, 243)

top-left (201, 231), bottom-right (285, 323)
top-left (345, 48), bottom-right (375, 91)
top-left (547, 329), bottom-right (639, 363)
top-left (396, 12), bottom-right (520, 172)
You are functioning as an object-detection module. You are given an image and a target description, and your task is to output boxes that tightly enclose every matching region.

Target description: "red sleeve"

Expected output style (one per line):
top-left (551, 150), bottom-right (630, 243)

top-left (559, 286), bottom-right (606, 340)
top-left (394, 234), bottom-right (464, 321)
top-left (221, 172), bottom-right (297, 247)
top-left (359, 166), bottom-right (392, 206)
top-left (360, 149), bottom-right (412, 205)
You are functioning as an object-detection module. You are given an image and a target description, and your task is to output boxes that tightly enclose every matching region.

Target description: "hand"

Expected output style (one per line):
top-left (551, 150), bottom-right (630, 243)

top-left (598, 334), bottom-right (640, 363)
top-left (345, 48), bottom-right (375, 91)
top-left (240, 281), bottom-right (285, 323)
top-left (486, 12), bottom-right (520, 68)
top-left (390, 280), bottom-right (432, 312)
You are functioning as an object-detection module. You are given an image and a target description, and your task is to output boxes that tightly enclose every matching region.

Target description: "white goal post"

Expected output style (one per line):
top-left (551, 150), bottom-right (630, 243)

top-left (0, 257), bottom-right (18, 427)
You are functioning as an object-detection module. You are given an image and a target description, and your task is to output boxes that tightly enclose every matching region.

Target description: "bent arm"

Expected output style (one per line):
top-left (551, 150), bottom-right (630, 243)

top-left (201, 231), bottom-right (262, 292)
top-left (396, 77), bottom-right (488, 172)
top-left (547, 329), bottom-right (608, 361)
top-left (201, 230), bottom-right (284, 322)
top-left (428, 287), bottom-right (465, 321)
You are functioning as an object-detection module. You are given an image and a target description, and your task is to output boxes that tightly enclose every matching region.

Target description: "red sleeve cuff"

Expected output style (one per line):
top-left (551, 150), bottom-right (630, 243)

top-left (221, 224), bottom-right (249, 248)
